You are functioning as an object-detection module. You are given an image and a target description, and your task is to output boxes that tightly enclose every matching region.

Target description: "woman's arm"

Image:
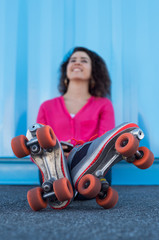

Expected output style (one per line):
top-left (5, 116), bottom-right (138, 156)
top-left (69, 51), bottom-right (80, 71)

top-left (98, 99), bottom-right (115, 136)
top-left (36, 102), bottom-right (71, 158)
top-left (36, 103), bottom-right (47, 125)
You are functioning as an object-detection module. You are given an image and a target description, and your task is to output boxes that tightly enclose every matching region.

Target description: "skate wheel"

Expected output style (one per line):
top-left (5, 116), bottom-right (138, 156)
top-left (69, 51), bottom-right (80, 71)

top-left (27, 187), bottom-right (47, 211)
top-left (133, 147), bottom-right (154, 169)
top-left (115, 133), bottom-right (139, 157)
top-left (36, 125), bottom-right (56, 149)
top-left (77, 174), bottom-right (101, 198)
top-left (11, 135), bottom-right (30, 158)
top-left (96, 187), bottom-right (118, 209)
top-left (53, 178), bottom-right (73, 201)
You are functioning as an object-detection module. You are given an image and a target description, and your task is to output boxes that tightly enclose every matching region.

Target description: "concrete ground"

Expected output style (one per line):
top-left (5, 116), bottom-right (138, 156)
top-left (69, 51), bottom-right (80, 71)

top-left (0, 185), bottom-right (159, 240)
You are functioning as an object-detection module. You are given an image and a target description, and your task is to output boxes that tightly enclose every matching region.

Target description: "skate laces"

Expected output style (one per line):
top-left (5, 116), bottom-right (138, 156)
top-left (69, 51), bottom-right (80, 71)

top-left (72, 134), bottom-right (98, 146)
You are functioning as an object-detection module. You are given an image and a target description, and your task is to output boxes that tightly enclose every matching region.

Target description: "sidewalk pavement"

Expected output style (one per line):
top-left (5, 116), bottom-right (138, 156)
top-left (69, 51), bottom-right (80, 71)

top-left (0, 185), bottom-right (159, 240)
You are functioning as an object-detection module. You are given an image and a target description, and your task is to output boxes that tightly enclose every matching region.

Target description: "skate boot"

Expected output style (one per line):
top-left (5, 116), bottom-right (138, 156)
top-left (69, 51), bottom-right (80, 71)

top-left (11, 123), bottom-right (74, 211)
top-left (68, 122), bottom-right (154, 209)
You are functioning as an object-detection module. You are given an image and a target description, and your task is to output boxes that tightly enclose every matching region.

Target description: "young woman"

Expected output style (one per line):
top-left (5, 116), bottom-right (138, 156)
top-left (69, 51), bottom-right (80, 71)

top-left (37, 47), bottom-right (115, 157)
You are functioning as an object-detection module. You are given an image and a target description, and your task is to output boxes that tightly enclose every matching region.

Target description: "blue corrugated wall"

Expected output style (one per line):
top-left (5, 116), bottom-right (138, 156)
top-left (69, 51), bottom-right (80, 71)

top-left (0, 0), bottom-right (159, 160)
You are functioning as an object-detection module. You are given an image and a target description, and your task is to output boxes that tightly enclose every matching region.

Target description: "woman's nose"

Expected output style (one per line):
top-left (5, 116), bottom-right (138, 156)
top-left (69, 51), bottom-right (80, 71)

top-left (75, 58), bottom-right (82, 64)
top-left (74, 61), bottom-right (81, 66)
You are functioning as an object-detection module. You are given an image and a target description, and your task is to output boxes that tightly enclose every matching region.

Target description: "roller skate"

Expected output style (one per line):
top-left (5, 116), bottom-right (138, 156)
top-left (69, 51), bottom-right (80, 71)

top-left (11, 124), bottom-right (74, 211)
top-left (67, 123), bottom-right (154, 209)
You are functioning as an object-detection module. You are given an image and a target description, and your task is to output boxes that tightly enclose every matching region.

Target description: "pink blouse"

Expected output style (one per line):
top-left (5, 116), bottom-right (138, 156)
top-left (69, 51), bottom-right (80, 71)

top-left (36, 96), bottom-right (115, 143)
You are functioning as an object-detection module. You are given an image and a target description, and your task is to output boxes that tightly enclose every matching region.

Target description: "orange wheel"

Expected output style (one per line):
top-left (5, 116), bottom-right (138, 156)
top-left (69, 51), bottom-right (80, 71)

top-left (96, 187), bottom-right (118, 209)
top-left (53, 178), bottom-right (73, 201)
top-left (11, 135), bottom-right (30, 158)
top-left (115, 133), bottom-right (139, 157)
top-left (36, 125), bottom-right (56, 149)
top-left (133, 147), bottom-right (154, 169)
top-left (77, 174), bottom-right (101, 198)
top-left (27, 187), bottom-right (47, 211)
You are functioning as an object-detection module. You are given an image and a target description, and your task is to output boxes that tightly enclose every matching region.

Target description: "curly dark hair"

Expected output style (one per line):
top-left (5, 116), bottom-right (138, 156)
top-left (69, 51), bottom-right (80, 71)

top-left (58, 47), bottom-right (111, 97)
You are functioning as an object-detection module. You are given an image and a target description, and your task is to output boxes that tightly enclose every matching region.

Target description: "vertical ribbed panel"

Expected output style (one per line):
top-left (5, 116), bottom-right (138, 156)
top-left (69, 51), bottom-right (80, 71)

top-left (0, 0), bottom-right (159, 157)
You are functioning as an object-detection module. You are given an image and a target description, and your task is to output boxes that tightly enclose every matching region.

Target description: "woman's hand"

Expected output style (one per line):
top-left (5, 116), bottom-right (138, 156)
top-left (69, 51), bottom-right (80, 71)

top-left (60, 140), bottom-right (73, 158)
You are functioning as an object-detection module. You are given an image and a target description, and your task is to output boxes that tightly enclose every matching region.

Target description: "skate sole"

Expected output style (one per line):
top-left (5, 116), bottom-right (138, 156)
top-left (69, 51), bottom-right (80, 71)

top-left (73, 123), bottom-right (139, 189)
top-left (27, 129), bottom-right (73, 209)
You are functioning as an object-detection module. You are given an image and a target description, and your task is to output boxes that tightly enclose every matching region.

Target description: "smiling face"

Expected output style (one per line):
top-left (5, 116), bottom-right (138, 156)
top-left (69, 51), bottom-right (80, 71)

top-left (66, 51), bottom-right (92, 82)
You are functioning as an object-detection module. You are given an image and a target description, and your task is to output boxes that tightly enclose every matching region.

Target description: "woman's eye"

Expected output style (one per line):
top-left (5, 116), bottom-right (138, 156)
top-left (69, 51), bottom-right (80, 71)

top-left (69, 59), bottom-right (88, 63)
top-left (70, 59), bottom-right (75, 63)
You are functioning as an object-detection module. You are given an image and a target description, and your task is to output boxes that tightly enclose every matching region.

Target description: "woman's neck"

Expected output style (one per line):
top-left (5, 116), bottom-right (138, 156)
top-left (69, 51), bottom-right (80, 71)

top-left (63, 80), bottom-right (91, 100)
